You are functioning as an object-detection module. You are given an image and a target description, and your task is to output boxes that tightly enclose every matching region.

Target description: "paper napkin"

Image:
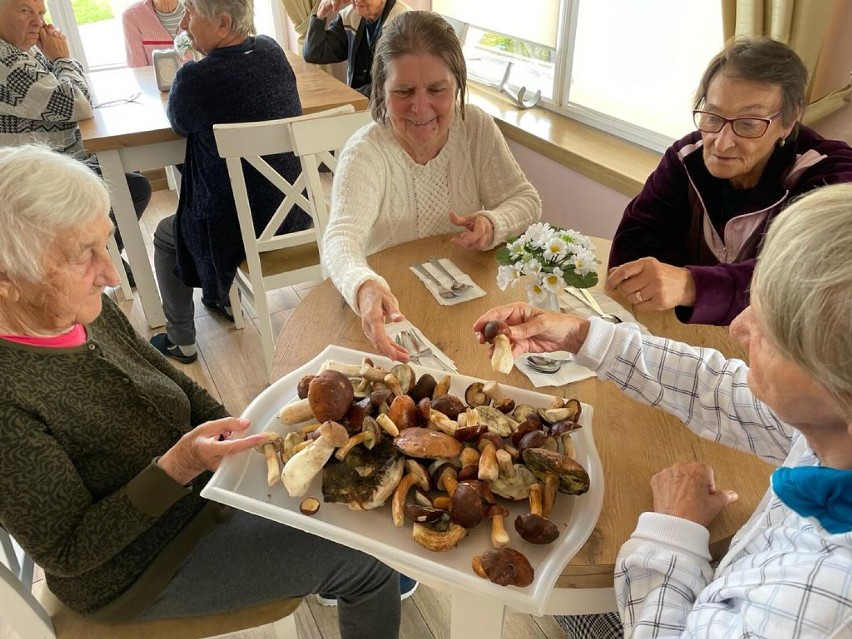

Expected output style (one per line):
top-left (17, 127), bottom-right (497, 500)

top-left (514, 351), bottom-right (596, 388)
top-left (409, 259), bottom-right (486, 306)
top-left (385, 321), bottom-right (458, 372)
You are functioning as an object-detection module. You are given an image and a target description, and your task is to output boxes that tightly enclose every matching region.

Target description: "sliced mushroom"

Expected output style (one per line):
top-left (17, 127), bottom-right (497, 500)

top-left (299, 496), bottom-right (321, 515)
top-left (281, 421), bottom-right (349, 497)
top-left (464, 382), bottom-right (489, 408)
top-left (482, 320), bottom-right (514, 374)
top-left (471, 547), bottom-right (534, 587)
top-left (255, 431), bottom-right (284, 486)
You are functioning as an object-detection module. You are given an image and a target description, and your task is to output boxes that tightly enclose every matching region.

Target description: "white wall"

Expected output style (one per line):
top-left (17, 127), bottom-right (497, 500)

top-left (507, 140), bottom-right (632, 240)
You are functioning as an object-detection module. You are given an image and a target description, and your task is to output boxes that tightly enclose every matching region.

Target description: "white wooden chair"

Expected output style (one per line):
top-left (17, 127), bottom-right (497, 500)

top-left (214, 106), bottom-right (371, 381)
top-left (0, 528), bottom-right (301, 639)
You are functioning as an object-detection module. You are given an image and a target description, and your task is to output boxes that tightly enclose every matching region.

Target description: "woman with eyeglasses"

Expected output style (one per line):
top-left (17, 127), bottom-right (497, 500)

top-left (607, 37), bottom-right (852, 326)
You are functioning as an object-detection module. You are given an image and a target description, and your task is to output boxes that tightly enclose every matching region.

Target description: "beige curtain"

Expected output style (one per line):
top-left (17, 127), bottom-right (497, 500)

top-left (721, 0), bottom-right (852, 124)
top-left (280, 0), bottom-right (319, 49)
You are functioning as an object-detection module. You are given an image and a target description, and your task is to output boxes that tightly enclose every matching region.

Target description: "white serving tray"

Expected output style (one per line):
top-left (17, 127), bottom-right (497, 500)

top-left (202, 345), bottom-right (604, 615)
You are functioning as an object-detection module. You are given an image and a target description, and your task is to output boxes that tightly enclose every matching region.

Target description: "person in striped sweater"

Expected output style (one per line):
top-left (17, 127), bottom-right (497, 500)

top-left (122, 0), bottom-right (186, 67)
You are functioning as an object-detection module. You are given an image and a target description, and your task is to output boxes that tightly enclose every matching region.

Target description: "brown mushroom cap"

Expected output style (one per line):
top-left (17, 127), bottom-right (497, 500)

top-left (465, 382), bottom-right (490, 408)
top-left (308, 370), bottom-right (355, 422)
top-left (472, 547), bottom-right (534, 587)
top-left (296, 375), bottom-right (315, 400)
top-left (388, 394), bottom-right (419, 430)
top-left (408, 373), bottom-right (437, 403)
top-left (514, 513), bottom-right (560, 544)
top-left (450, 480), bottom-right (487, 528)
top-left (393, 427), bottom-right (464, 459)
top-left (431, 394), bottom-right (465, 420)
top-left (522, 447), bottom-right (590, 495)
top-left (482, 320), bottom-right (511, 343)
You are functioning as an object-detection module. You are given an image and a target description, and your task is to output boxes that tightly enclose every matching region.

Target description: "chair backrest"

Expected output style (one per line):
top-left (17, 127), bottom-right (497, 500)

top-left (0, 528), bottom-right (55, 638)
top-left (213, 106), bottom-right (356, 277)
top-left (288, 110), bottom-right (374, 241)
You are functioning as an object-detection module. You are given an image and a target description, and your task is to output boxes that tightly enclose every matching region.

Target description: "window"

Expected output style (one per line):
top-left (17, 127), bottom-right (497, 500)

top-left (441, 0), bottom-right (724, 151)
top-left (47, 0), bottom-right (284, 71)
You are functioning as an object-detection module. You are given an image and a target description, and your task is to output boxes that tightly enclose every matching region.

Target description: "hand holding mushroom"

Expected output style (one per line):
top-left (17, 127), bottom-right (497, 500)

top-left (473, 302), bottom-right (592, 357)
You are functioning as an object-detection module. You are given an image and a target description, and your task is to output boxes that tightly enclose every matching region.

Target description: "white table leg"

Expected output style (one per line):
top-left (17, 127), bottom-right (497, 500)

top-left (106, 234), bottom-right (133, 300)
top-left (450, 589), bottom-right (507, 639)
top-left (97, 149), bottom-right (166, 328)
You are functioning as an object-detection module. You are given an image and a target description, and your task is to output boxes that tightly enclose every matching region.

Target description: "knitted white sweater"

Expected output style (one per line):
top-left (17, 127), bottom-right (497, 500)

top-left (323, 104), bottom-right (541, 311)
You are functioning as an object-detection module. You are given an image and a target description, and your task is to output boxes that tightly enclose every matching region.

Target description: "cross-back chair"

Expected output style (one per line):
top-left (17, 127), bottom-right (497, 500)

top-left (214, 105), bottom-right (372, 381)
top-left (0, 527), bottom-right (301, 639)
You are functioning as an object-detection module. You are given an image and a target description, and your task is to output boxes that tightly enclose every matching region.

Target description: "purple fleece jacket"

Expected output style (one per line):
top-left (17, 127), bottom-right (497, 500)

top-left (609, 126), bottom-right (852, 325)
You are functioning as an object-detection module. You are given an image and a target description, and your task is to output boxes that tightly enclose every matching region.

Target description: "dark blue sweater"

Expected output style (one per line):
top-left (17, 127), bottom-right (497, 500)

top-left (167, 35), bottom-right (311, 303)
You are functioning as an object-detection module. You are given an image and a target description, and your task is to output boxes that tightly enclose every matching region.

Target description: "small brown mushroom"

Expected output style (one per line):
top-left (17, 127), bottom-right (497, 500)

top-left (482, 320), bottom-right (513, 374)
top-left (471, 547), bottom-right (534, 587)
top-left (394, 427), bottom-right (463, 459)
top-left (432, 374), bottom-right (452, 398)
top-left (388, 394), bottom-right (418, 430)
top-left (345, 397), bottom-right (372, 432)
top-left (550, 421), bottom-right (582, 457)
top-left (431, 462), bottom-right (459, 496)
top-left (523, 447), bottom-right (591, 516)
top-left (296, 375), bottom-right (315, 400)
top-left (514, 482), bottom-right (559, 544)
top-left (450, 480), bottom-right (488, 528)
top-left (391, 460), bottom-right (430, 527)
top-left (255, 431), bottom-right (284, 486)
top-left (404, 503), bottom-right (445, 524)
top-left (299, 496), bottom-right (321, 515)
top-left (335, 416), bottom-right (382, 460)
top-left (482, 381), bottom-right (515, 413)
top-left (431, 394), bottom-right (465, 420)
top-left (408, 373), bottom-right (437, 403)
top-left (464, 382), bottom-right (490, 407)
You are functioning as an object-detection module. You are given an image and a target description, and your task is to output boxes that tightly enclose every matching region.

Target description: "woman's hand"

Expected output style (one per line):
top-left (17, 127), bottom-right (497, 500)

top-left (473, 302), bottom-right (590, 357)
top-left (316, 0), bottom-right (350, 19)
top-left (650, 462), bottom-right (738, 528)
top-left (38, 24), bottom-right (70, 61)
top-left (158, 417), bottom-right (266, 486)
top-left (606, 257), bottom-right (696, 311)
top-left (356, 280), bottom-right (409, 362)
top-left (449, 211), bottom-right (494, 250)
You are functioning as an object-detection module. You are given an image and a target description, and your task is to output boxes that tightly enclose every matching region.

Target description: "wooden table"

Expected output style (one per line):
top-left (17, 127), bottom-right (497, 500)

top-left (80, 52), bottom-right (368, 328)
top-left (271, 234), bottom-right (775, 637)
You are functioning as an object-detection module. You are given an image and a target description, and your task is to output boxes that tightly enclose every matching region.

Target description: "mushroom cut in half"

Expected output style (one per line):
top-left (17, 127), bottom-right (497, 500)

top-left (322, 439), bottom-right (404, 510)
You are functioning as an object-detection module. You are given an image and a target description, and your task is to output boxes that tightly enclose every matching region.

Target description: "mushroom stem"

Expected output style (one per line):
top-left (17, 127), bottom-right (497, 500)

top-left (488, 506), bottom-right (510, 548)
top-left (495, 449), bottom-right (515, 478)
top-left (335, 431), bottom-right (370, 461)
top-left (542, 472), bottom-right (559, 517)
top-left (279, 398), bottom-right (313, 425)
top-left (490, 334), bottom-right (514, 374)
top-left (412, 522), bottom-right (468, 552)
top-left (392, 473), bottom-right (419, 527)
top-left (375, 413), bottom-right (400, 436)
top-left (529, 482), bottom-right (544, 516)
top-left (477, 440), bottom-right (498, 482)
top-left (263, 444), bottom-right (280, 486)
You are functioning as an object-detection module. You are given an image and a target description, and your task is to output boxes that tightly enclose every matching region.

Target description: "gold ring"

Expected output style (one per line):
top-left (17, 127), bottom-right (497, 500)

top-left (635, 290), bottom-right (644, 303)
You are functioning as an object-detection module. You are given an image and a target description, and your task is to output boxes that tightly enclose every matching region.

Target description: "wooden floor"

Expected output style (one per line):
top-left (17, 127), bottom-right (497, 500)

top-left (0, 189), bottom-right (570, 639)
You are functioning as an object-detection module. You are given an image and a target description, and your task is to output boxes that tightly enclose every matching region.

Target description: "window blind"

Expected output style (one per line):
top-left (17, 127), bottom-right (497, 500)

top-left (433, 0), bottom-right (560, 49)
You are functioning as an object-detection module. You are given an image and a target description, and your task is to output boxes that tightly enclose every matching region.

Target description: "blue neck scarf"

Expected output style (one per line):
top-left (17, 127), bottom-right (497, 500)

top-left (771, 466), bottom-right (852, 534)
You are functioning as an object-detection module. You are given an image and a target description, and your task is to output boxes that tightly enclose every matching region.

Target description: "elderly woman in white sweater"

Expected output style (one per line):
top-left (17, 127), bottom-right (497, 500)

top-left (322, 11), bottom-right (541, 361)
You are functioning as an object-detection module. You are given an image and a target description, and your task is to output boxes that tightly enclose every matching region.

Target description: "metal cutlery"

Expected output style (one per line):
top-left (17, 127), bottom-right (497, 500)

top-left (525, 355), bottom-right (568, 374)
top-left (427, 257), bottom-right (472, 292)
top-left (394, 332), bottom-right (421, 364)
top-left (565, 287), bottom-right (623, 324)
top-left (411, 263), bottom-right (457, 299)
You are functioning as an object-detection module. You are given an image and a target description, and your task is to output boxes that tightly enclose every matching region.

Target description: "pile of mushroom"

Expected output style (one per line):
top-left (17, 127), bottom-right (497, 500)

top-left (260, 358), bottom-right (591, 589)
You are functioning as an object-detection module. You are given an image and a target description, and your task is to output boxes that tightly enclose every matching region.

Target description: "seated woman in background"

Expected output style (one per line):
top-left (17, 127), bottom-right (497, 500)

top-left (323, 11), bottom-right (541, 361)
top-left (122, 0), bottom-right (186, 67)
top-left (607, 37), bottom-right (852, 326)
top-left (303, 0), bottom-right (411, 96)
top-left (0, 145), bottom-right (401, 637)
top-left (149, 0), bottom-right (312, 364)
top-left (476, 183), bottom-right (852, 638)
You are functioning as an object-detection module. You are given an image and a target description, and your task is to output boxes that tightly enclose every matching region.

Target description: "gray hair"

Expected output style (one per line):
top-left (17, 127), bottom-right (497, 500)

top-left (751, 183), bottom-right (852, 414)
top-left (694, 37), bottom-right (808, 130)
top-left (0, 145), bottom-right (110, 283)
top-left (190, 0), bottom-right (255, 37)
top-left (371, 11), bottom-right (466, 124)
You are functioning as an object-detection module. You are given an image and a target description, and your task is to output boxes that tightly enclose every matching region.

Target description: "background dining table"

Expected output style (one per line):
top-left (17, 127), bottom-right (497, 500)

top-left (80, 51), bottom-right (368, 328)
top-left (271, 234), bottom-right (775, 637)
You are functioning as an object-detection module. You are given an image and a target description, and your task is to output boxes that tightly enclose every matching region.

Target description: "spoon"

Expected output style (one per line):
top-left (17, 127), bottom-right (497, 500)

top-left (525, 355), bottom-right (568, 374)
top-left (411, 263), bottom-right (457, 299)
top-left (427, 257), bottom-right (472, 292)
top-left (567, 287), bottom-right (623, 324)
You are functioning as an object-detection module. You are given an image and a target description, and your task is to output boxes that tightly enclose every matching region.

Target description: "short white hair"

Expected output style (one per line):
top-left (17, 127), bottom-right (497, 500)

top-left (0, 145), bottom-right (111, 283)
top-left (752, 183), bottom-right (852, 413)
top-left (192, 0), bottom-right (255, 37)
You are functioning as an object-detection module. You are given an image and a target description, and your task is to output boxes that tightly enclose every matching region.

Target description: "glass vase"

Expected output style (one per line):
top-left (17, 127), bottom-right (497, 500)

top-left (527, 289), bottom-right (561, 313)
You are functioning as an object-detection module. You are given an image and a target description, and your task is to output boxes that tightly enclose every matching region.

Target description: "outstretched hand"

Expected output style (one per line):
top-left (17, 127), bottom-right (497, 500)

top-left (449, 211), bottom-right (494, 251)
top-left (158, 417), bottom-right (267, 486)
top-left (356, 280), bottom-right (409, 362)
top-left (651, 462), bottom-right (738, 528)
top-left (473, 302), bottom-right (590, 357)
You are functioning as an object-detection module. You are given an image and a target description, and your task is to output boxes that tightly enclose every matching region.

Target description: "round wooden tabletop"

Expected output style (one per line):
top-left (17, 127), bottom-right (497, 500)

top-left (272, 234), bottom-right (773, 589)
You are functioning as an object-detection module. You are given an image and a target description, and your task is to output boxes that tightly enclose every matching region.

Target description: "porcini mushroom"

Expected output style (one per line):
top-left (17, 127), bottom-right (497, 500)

top-left (391, 460), bottom-right (430, 526)
top-left (394, 427), bottom-right (463, 459)
top-left (464, 382), bottom-right (489, 408)
top-left (522, 447), bottom-right (591, 516)
top-left (471, 547), bottom-right (534, 587)
top-left (335, 415), bottom-right (382, 460)
top-left (308, 370), bottom-right (355, 422)
top-left (477, 432), bottom-right (503, 482)
top-left (482, 381), bottom-right (515, 413)
top-left (487, 504), bottom-right (510, 547)
top-left (281, 431), bottom-right (305, 464)
top-left (255, 431), bottom-right (284, 486)
top-left (281, 421), bottom-right (349, 497)
top-left (482, 320), bottom-right (513, 374)
top-left (514, 482), bottom-right (559, 544)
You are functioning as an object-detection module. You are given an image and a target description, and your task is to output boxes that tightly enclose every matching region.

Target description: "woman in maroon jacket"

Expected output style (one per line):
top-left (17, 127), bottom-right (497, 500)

top-left (607, 37), bottom-right (852, 326)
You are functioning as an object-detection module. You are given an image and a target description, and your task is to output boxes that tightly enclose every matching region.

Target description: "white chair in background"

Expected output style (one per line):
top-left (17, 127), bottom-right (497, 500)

top-left (215, 105), bottom-right (371, 381)
top-left (0, 527), bottom-right (301, 639)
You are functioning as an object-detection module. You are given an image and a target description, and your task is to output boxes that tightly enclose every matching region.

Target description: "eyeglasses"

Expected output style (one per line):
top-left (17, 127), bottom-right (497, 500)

top-left (692, 109), bottom-right (783, 139)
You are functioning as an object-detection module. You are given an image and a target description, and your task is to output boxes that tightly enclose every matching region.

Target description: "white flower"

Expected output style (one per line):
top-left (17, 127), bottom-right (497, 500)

top-left (507, 238), bottom-right (526, 258)
top-left (496, 264), bottom-right (523, 290)
top-left (572, 247), bottom-right (597, 275)
top-left (522, 222), bottom-right (553, 249)
top-left (526, 282), bottom-right (549, 305)
top-left (542, 236), bottom-right (568, 262)
top-left (521, 258), bottom-right (542, 277)
top-left (174, 32), bottom-right (193, 56)
top-left (541, 268), bottom-right (565, 292)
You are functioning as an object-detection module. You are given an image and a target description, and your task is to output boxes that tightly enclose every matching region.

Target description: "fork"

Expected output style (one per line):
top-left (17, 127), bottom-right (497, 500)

top-left (566, 287), bottom-right (623, 324)
top-left (411, 263), bottom-right (457, 299)
top-left (427, 257), bottom-right (472, 293)
top-left (394, 331), bottom-right (421, 364)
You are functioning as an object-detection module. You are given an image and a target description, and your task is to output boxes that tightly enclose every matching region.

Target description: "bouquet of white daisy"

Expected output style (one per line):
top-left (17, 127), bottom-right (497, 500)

top-left (174, 32), bottom-right (193, 57)
top-left (495, 222), bottom-right (599, 308)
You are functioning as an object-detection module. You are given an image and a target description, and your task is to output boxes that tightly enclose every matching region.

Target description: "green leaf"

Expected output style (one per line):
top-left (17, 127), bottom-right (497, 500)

top-left (495, 246), bottom-right (513, 265)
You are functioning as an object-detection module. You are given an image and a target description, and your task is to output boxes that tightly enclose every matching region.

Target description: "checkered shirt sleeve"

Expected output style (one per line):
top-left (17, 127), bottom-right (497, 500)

top-left (575, 319), bottom-right (852, 638)
top-left (0, 44), bottom-right (92, 126)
